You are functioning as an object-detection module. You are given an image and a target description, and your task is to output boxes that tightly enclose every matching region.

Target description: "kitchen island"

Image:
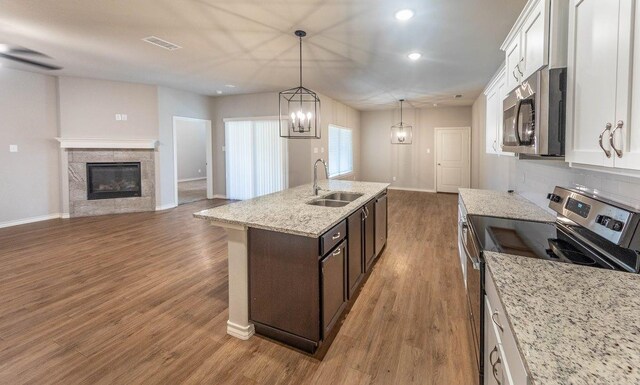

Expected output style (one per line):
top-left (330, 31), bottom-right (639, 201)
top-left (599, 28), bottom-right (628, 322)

top-left (194, 180), bottom-right (389, 354)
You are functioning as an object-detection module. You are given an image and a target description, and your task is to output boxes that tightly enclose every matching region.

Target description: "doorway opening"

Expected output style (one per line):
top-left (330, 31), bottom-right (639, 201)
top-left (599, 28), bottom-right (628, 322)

top-left (173, 117), bottom-right (213, 205)
top-left (434, 127), bottom-right (471, 193)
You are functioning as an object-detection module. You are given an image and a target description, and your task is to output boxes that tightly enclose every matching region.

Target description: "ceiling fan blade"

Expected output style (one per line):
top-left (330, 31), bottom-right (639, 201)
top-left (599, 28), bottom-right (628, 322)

top-left (0, 53), bottom-right (62, 70)
top-left (9, 47), bottom-right (50, 58)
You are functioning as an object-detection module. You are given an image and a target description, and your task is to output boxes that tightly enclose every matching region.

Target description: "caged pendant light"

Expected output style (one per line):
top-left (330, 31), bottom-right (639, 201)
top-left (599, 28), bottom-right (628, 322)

top-left (391, 99), bottom-right (413, 144)
top-left (279, 30), bottom-right (321, 139)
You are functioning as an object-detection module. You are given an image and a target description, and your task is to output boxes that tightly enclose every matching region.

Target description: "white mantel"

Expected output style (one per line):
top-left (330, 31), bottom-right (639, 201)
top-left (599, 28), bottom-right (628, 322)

top-left (56, 137), bottom-right (158, 149)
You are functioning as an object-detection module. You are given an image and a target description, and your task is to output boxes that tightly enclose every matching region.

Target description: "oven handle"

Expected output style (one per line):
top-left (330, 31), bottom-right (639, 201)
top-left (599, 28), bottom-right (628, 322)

top-left (514, 99), bottom-right (523, 145)
top-left (461, 223), bottom-right (481, 270)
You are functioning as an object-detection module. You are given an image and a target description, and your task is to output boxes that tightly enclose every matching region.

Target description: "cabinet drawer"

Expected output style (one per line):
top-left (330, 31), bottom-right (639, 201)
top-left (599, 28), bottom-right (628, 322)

top-left (485, 272), bottom-right (528, 385)
top-left (321, 220), bottom-right (347, 255)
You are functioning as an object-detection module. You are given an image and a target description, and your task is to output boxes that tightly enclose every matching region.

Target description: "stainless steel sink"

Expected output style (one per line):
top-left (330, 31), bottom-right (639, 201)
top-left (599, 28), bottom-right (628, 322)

top-left (322, 192), bottom-right (363, 202)
top-left (307, 199), bottom-right (350, 208)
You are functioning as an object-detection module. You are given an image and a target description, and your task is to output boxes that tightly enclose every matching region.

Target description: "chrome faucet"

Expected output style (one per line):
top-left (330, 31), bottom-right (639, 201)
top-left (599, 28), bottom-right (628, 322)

top-left (313, 158), bottom-right (329, 195)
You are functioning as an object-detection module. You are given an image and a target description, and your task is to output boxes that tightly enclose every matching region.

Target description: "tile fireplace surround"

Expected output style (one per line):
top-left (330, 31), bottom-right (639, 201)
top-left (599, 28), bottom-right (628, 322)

top-left (67, 149), bottom-right (155, 217)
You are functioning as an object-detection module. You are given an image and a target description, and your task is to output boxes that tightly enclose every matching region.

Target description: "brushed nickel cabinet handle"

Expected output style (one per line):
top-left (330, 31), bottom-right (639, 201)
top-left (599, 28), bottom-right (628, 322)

top-left (490, 346), bottom-right (502, 385)
top-left (332, 232), bottom-right (341, 240)
top-left (599, 123), bottom-right (612, 158)
top-left (513, 69), bottom-right (518, 81)
top-left (332, 248), bottom-right (341, 256)
top-left (517, 58), bottom-right (524, 76)
top-left (491, 311), bottom-right (504, 332)
top-left (609, 120), bottom-right (623, 158)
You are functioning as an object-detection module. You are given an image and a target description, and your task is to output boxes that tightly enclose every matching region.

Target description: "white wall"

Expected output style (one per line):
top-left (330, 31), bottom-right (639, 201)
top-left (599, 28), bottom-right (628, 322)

top-left (0, 68), bottom-right (60, 225)
top-left (210, 92), bottom-right (361, 197)
top-left (472, 93), bottom-right (640, 213)
top-left (361, 106), bottom-right (472, 191)
top-left (175, 119), bottom-right (207, 181)
top-left (58, 76), bottom-right (159, 139)
top-left (157, 86), bottom-right (214, 207)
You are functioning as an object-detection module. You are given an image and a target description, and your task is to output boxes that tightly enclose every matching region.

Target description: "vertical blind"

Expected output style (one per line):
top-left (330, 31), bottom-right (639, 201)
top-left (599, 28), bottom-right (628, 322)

top-left (225, 119), bottom-right (288, 200)
top-left (328, 124), bottom-right (354, 177)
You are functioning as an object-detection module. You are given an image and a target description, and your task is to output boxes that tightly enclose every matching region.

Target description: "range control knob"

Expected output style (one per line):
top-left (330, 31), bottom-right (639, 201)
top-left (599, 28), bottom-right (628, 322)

top-left (596, 215), bottom-right (625, 232)
top-left (546, 193), bottom-right (562, 203)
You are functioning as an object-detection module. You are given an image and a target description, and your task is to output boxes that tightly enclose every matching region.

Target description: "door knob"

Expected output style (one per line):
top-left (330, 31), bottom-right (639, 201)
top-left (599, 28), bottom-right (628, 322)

top-left (438, 163), bottom-right (441, 166)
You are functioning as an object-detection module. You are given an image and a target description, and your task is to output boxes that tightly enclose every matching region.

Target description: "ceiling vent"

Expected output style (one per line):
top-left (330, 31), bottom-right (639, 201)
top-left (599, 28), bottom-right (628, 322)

top-left (142, 36), bottom-right (182, 51)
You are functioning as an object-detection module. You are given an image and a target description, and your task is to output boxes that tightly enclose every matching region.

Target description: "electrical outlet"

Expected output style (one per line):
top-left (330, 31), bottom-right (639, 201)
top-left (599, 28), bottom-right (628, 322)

top-left (121, 114), bottom-right (127, 121)
top-left (314, 147), bottom-right (318, 154)
top-left (426, 148), bottom-right (431, 154)
top-left (392, 176), bottom-right (397, 181)
top-left (9, 145), bottom-right (18, 153)
top-left (321, 147), bottom-right (325, 153)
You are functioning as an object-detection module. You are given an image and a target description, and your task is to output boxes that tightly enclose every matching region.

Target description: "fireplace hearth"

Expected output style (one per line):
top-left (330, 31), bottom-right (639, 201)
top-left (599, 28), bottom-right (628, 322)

top-left (87, 162), bottom-right (142, 200)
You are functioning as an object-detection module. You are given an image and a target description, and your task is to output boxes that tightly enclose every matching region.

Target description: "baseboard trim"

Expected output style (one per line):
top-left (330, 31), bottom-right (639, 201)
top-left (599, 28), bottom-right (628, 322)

top-left (388, 186), bottom-right (437, 193)
top-left (61, 213), bottom-right (70, 219)
top-left (0, 213), bottom-right (62, 229)
top-left (178, 177), bottom-right (207, 183)
top-left (227, 320), bottom-right (255, 340)
top-left (156, 203), bottom-right (177, 211)
top-left (212, 194), bottom-right (228, 199)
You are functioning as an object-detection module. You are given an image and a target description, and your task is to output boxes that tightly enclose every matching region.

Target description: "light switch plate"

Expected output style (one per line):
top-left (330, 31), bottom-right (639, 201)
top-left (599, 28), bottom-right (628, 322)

top-left (121, 114), bottom-right (127, 121)
top-left (9, 145), bottom-right (18, 153)
top-left (321, 147), bottom-right (325, 153)
top-left (314, 147), bottom-right (318, 154)
top-left (115, 114), bottom-right (122, 121)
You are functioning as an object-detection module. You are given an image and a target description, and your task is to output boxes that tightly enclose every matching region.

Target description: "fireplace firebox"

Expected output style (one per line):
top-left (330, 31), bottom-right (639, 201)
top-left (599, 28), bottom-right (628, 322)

top-left (87, 162), bottom-right (142, 200)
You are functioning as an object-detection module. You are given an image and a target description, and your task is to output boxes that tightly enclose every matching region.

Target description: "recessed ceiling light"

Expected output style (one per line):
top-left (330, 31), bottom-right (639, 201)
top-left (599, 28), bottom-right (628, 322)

top-left (216, 90), bottom-right (223, 95)
top-left (408, 52), bottom-right (422, 61)
top-left (395, 9), bottom-right (415, 21)
top-left (0, 44), bottom-right (9, 53)
top-left (225, 84), bottom-right (236, 88)
top-left (433, 103), bottom-right (438, 107)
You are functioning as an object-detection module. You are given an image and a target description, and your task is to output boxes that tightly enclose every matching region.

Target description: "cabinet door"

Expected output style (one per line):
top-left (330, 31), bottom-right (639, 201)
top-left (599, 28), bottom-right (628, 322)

top-left (521, 0), bottom-right (548, 79)
top-left (505, 37), bottom-right (522, 92)
top-left (374, 194), bottom-right (387, 257)
top-left (321, 241), bottom-right (347, 337)
top-left (616, 0), bottom-right (640, 170)
top-left (347, 209), bottom-right (364, 298)
top-left (364, 200), bottom-right (375, 272)
top-left (485, 84), bottom-right (499, 155)
top-left (566, 0), bottom-right (626, 167)
top-left (484, 296), bottom-right (503, 385)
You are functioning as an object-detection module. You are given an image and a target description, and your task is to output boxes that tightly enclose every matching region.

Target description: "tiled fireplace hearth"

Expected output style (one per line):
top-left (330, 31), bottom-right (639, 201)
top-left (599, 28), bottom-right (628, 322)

top-left (67, 149), bottom-right (155, 217)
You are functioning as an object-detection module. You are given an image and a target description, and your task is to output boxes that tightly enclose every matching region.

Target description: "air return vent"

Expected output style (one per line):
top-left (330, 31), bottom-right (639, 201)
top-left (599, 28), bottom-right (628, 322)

top-left (142, 36), bottom-right (182, 51)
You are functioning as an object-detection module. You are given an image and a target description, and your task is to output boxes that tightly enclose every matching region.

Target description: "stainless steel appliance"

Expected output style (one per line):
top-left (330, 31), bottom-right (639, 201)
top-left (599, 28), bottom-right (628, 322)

top-left (502, 66), bottom-right (566, 156)
top-left (462, 186), bottom-right (640, 384)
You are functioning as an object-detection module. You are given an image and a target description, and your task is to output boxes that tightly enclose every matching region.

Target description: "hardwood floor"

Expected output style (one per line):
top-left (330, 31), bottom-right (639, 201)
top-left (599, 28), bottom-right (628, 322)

top-left (0, 190), bottom-right (475, 384)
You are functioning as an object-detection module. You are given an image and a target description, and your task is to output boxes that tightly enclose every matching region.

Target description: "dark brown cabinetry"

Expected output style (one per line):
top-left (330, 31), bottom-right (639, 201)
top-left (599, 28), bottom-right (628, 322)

top-left (248, 191), bottom-right (387, 355)
top-left (347, 209), bottom-right (364, 298)
top-left (321, 240), bottom-right (347, 337)
top-left (375, 193), bottom-right (387, 257)
top-left (364, 199), bottom-right (376, 272)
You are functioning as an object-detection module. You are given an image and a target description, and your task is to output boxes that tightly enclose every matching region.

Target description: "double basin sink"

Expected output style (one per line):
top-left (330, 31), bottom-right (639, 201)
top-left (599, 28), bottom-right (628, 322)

top-left (307, 192), bottom-right (364, 208)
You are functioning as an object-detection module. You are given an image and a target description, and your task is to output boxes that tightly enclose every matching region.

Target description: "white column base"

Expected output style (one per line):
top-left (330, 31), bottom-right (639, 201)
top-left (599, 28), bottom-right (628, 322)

top-left (227, 320), bottom-right (255, 340)
top-left (223, 225), bottom-right (255, 340)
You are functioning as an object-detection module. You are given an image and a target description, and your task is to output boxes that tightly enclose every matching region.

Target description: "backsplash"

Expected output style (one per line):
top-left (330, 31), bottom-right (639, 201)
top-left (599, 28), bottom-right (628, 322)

top-left (509, 160), bottom-right (640, 214)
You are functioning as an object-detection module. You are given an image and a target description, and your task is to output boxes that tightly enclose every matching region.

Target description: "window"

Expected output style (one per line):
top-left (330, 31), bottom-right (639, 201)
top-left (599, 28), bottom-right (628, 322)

top-left (328, 125), bottom-right (353, 177)
top-left (225, 118), bottom-right (288, 200)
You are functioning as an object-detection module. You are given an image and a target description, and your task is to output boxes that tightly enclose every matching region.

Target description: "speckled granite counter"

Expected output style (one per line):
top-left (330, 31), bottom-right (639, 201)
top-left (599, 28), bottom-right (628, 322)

top-left (459, 188), bottom-right (555, 222)
top-left (485, 251), bottom-right (640, 385)
top-left (194, 180), bottom-right (389, 237)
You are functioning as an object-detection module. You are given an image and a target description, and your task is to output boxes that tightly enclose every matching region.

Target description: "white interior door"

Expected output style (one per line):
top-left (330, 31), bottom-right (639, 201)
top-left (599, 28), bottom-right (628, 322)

top-left (435, 127), bottom-right (471, 193)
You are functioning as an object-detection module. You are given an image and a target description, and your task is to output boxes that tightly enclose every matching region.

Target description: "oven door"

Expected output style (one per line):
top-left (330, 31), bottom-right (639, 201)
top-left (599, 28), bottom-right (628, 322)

top-left (463, 221), bottom-right (483, 381)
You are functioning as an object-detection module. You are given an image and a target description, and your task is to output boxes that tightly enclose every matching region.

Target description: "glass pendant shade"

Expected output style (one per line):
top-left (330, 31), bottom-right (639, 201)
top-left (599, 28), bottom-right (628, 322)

top-left (279, 30), bottom-right (321, 139)
top-left (391, 99), bottom-right (413, 144)
top-left (391, 122), bottom-right (413, 144)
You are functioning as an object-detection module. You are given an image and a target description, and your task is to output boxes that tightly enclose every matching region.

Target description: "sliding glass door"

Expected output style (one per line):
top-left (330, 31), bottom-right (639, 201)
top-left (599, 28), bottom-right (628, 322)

top-left (225, 119), bottom-right (288, 200)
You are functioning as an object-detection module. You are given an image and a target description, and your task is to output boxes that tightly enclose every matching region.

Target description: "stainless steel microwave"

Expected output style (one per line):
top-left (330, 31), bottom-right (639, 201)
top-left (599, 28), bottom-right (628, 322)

top-left (502, 67), bottom-right (566, 156)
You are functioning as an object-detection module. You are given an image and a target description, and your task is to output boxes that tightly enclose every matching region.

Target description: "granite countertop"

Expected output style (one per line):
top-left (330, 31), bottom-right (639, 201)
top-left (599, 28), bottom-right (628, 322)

top-left (458, 188), bottom-right (555, 222)
top-left (485, 251), bottom-right (640, 385)
top-left (194, 180), bottom-right (389, 237)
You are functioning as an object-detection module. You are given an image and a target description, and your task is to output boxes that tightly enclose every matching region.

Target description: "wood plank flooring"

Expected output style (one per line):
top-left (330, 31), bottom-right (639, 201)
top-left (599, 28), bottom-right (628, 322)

top-left (0, 190), bottom-right (475, 384)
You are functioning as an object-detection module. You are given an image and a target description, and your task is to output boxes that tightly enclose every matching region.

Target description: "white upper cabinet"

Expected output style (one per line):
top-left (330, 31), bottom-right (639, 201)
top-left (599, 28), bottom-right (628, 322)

top-left (501, 0), bottom-right (568, 93)
top-left (485, 67), bottom-right (514, 156)
top-left (566, 0), bottom-right (639, 171)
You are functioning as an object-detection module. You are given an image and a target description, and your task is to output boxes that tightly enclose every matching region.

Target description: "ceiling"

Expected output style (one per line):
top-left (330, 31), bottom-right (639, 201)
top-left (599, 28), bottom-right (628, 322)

top-left (0, 0), bottom-right (527, 110)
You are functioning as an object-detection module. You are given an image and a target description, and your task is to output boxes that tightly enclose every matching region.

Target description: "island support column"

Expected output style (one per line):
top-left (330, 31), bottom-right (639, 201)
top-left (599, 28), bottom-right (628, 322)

top-left (217, 222), bottom-right (255, 340)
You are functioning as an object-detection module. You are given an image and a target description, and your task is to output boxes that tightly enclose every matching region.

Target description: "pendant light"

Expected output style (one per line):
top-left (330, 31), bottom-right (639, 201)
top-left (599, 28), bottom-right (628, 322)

top-left (391, 99), bottom-right (413, 144)
top-left (279, 30), bottom-right (321, 139)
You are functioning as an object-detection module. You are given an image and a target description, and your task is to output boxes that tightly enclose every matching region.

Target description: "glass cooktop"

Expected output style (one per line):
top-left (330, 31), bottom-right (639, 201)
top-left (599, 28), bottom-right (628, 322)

top-left (467, 215), bottom-right (637, 272)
